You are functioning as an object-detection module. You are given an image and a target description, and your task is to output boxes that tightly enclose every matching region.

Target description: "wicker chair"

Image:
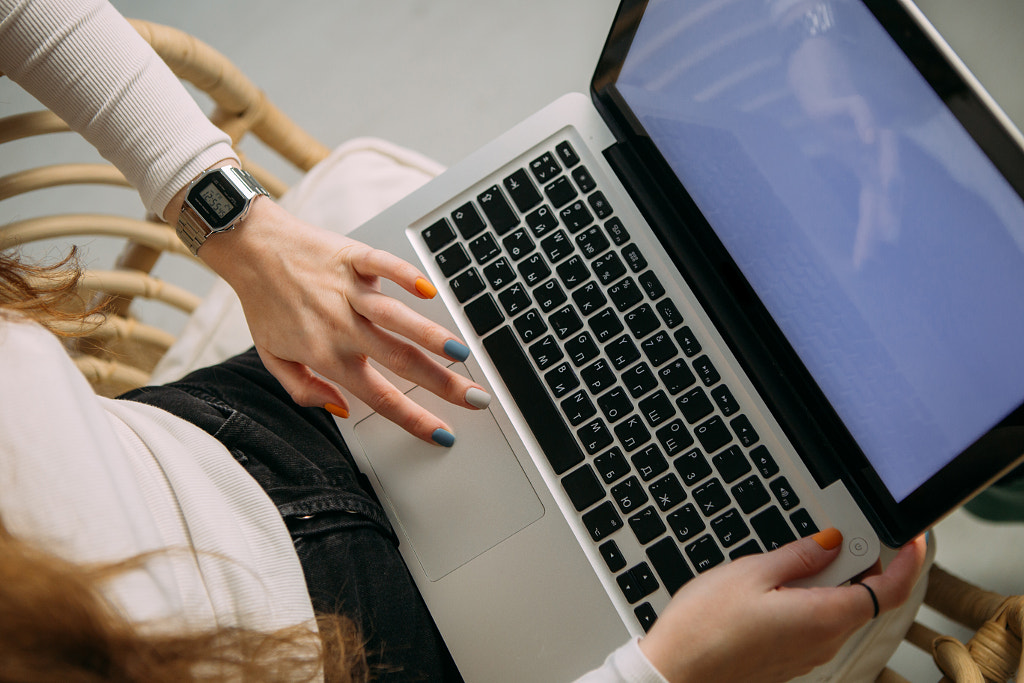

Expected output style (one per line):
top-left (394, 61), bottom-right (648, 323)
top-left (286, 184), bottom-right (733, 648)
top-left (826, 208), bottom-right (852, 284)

top-left (0, 18), bottom-right (328, 396)
top-left (0, 18), bottom-right (1020, 683)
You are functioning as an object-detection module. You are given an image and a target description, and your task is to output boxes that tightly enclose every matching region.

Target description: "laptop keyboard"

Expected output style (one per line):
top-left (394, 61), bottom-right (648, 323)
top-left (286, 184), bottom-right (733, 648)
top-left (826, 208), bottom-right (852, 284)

top-left (420, 139), bottom-right (820, 632)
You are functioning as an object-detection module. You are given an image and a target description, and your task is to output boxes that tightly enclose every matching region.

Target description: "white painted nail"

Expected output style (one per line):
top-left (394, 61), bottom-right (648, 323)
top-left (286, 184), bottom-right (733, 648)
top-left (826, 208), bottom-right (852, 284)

top-left (465, 387), bottom-right (491, 409)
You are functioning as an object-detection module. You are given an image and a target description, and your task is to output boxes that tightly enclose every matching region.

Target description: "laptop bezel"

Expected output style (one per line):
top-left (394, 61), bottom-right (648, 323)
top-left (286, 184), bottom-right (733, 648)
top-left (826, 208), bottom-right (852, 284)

top-left (589, 0), bottom-right (1024, 547)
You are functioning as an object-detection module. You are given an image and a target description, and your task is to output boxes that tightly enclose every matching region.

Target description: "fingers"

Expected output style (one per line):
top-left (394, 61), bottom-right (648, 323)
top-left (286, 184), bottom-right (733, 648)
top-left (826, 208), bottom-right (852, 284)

top-left (758, 528), bottom-right (844, 587)
top-left (348, 244), bottom-right (438, 302)
top-left (259, 348), bottom-right (349, 415)
top-left (351, 288), bottom-right (471, 364)
top-left (855, 534), bottom-right (928, 616)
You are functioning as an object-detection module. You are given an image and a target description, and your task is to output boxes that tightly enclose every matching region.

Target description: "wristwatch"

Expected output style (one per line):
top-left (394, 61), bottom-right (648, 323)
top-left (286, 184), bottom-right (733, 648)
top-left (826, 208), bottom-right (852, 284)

top-left (175, 166), bottom-right (270, 255)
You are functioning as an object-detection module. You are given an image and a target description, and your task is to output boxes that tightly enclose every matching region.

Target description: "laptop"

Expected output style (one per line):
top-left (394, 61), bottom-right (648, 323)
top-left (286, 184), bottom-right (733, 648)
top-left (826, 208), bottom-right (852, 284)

top-left (334, 1), bottom-right (1024, 679)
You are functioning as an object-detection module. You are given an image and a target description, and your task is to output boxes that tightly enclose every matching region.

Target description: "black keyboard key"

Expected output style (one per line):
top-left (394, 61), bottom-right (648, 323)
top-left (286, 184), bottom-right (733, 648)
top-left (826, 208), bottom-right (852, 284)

top-left (582, 501), bottom-right (623, 542)
top-left (639, 270), bottom-right (665, 299)
top-left (694, 415), bottom-right (733, 454)
top-left (631, 444), bottom-right (668, 481)
top-left (667, 503), bottom-right (704, 543)
top-left (625, 304), bottom-right (660, 339)
top-left (656, 298), bottom-right (683, 328)
top-left (629, 506), bottom-right (667, 545)
top-left (589, 307), bottom-right (624, 343)
top-left (579, 418), bottom-right (614, 455)
top-left (676, 386), bottom-right (714, 423)
top-left (526, 204), bottom-right (559, 238)
top-left (451, 202), bottom-right (487, 239)
top-left (656, 420), bottom-right (695, 458)
top-left (622, 243), bottom-right (648, 273)
top-left (565, 330), bottom-right (600, 367)
top-left (790, 509), bottom-right (819, 537)
top-left (588, 191), bottom-right (613, 219)
top-left (594, 446), bottom-right (631, 484)
top-left (517, 253), bottom-right (551, 286)
top-left (751, 507), bottom-right (797, 550)
top-left (575, 226), bottom-right (610, 259)
top-left (607, 333), bottom-right (646, 381)
top-left (549, 305), bottom-right (583, 340)
top-left (597, 387), bottom-right (632, 423)
top-left (544, 362), bottom-right (579, 399)
top-left (729, 540), bottom-right (763, 560)
top-left (685, 534), bottom-right (725, 573)
top-left (659, 358), bottom-right (697, 395)
top-left (674, 447), bottom-right (712, 486)
top-left (572, 281), bottom-right (607, 316)
top-left (692, 355), bottom-right (721, 386)
top-left (731, 414), bottom-right (760, 447)
top-left (469, 233), bottom-right (501, 264)
top-left (712, 445), bottom-right (752, 484)
top-left (529, 151), bottom-right (561, 183)
top-left (502, 228), bottom-right (535, 261)
top-left (555, 140), bottom-right (580, 168)
top-left (503, 168), bottom-right (542, 213)
top-left (693, 478), bottom-right (730, 517)
top-left (562, 464), bottom-right (605, 511)
top-left (498, 282), bottom-right (531, 316)
top-left (561, 390), bottom-right (596, 426)
top-left (464, 294), bottom-right (504, 335)
top-left (710, 509), bottom-right (750, 548)
top-left (634, 603), bottom-right (658, 633)
top-left (614, 414), bottom-right (652, 452)
top-left (639, 390), bottom-right (675, 427)
top-left (541, 229), bottom-right (573, 264)
top-left (436, 243), bottom-right (471, 277)
top-left (609, 276), bottom-right (643, 312)
top-left (647, 537), bottom-right (694, 595)
top-left (556, 255), bottom-right (590, 290)
top-left (544, 175), bottom-right (578, 208)
top-left (592, 251), bottom-right (627, 286)
top-left (571, 165), bottom-right (596, 193)
top-left (484, 257), bottom-right (516, 290)
top-left (581, 359), bottom-right (616, 395)
top-left (449, 268), bottom-right (486, 303)
top-left (611, 475), bottom-right (648, 513)
top-left (711, 385), bottom-right (740, 416)
top-left (671, 326), bottom-right (701, 357)
top-left (528, 334), bottom-right (563, 370)
top-left (478, 185), bottom-right (518, 235)
top-left (751, 445), bottom-right (780, 479)
top-left (560, 200), bottom-right (594, 233)
top-left (641, 331), bottom-right (678, 367)
top-left (649, 473), bottom-right (686, 511)
top-left (599, 540), bottom-right (627, 573)
top-left (623, 362), bottom-right (659, 398)
top-left (482, 326), bottom-right (584, 474)
top-left (604, 217), bottom-right (629, 245)
top-left (769, 477), bottom-right (800, 511)
top-left (513, 308), bottom-right (547, 343)
top-left (421, 217), bottom-right (456, 252)
top-left (535, 278), bottom-right (567, 313)
top-left (617, 562), bottom-right (659, 603)
top-left (731, 475), bottom-right (771, 514)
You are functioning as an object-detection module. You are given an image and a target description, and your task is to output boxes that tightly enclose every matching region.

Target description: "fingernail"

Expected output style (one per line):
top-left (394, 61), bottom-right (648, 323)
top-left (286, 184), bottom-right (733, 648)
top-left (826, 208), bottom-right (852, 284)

top-left (465, 387), bottom-right (491, 409)
top-left (812, 527), bottom-right (843, 551)
top-left (324, 403), bottom-right (349, 419)
top-left (415, 277), bottom-right (437, 299)
top-left (431, 428), bottom-right (455, 447)
top-left (443, 339), bottom-right (470, 362)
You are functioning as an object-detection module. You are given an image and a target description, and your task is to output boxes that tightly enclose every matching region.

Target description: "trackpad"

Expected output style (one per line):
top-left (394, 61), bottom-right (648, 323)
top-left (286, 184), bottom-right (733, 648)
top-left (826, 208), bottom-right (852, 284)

top-left (353, 365), bottom-right (544, 581)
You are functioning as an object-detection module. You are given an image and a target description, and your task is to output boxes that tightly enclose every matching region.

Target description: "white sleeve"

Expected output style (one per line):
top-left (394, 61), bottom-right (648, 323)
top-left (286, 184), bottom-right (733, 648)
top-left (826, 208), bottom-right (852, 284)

top-left (0, 0), bottom-right (237, 216)
top-left (572, 638), bottom-right (671, 683)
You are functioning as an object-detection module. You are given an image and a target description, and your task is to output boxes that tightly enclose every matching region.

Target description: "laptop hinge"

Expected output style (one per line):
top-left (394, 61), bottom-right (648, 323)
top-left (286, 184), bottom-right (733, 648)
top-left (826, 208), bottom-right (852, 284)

top-left (602, 140), bottom-right (845, 491)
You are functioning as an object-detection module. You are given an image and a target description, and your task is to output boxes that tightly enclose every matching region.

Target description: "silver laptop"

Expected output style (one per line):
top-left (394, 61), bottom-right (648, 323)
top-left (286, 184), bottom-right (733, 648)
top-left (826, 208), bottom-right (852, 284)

top-left (334, 1), bottom-right (1024, 679)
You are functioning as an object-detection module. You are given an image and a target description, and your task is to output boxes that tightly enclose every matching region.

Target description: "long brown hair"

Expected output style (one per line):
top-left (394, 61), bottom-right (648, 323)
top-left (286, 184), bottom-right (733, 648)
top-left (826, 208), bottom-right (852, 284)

top-left (0, 249), bottom-right (368, 681)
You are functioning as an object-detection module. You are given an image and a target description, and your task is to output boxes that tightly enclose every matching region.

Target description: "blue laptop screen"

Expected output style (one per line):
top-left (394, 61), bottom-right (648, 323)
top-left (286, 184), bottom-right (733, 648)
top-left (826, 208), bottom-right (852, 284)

top-left (615, 0), bottom-right (1024, 502)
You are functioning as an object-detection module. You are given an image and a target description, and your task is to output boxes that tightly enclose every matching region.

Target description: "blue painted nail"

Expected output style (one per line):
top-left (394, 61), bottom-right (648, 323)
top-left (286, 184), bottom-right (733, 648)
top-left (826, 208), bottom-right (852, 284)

top-left (443, 339), bottom-right (470, 362)
top-left (431, 428), bottom-right (456, 447)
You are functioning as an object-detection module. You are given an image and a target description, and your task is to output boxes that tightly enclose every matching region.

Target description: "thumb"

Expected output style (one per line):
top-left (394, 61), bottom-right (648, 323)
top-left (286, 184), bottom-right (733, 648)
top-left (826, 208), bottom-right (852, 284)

top-left (257, 347), bottom-right (349, 416)
top-left (761, 528), bottom-right (844, 586)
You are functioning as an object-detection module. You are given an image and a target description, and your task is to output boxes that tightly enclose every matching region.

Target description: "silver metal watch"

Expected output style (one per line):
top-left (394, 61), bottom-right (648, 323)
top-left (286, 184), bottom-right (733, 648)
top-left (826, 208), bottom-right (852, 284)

top-left (175, 166), bottom-right (270, 255)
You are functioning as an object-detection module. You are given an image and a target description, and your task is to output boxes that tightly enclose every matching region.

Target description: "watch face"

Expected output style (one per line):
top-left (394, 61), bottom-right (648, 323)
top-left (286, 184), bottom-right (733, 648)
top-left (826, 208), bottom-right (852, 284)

top-left (189, 171), bottom-right (247, 228)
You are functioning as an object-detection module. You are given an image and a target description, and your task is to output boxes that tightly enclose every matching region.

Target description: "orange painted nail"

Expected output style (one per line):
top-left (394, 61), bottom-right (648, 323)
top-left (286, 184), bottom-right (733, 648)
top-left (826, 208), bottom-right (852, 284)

top-left (415, 277), bottom-right (437, 298)
top-left (324, 403), bottom-right (349, 419)
top-left (812, 527), bottom-right (843, 551)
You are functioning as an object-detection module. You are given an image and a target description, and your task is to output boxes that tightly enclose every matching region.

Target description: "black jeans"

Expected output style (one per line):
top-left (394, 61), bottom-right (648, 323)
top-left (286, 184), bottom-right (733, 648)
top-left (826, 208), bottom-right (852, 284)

top-left (121, 348), bottom-right (460, 681)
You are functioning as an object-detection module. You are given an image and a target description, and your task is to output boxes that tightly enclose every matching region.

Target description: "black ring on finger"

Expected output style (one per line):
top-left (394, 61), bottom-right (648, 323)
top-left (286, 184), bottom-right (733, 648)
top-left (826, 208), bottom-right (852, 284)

top-left (858, 582), bottom-right (880, 619)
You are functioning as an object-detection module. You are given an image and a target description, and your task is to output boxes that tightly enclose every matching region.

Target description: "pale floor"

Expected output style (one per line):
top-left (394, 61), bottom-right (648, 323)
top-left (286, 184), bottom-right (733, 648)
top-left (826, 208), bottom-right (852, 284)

top-left (3, 1), bottom-right (1024, 680)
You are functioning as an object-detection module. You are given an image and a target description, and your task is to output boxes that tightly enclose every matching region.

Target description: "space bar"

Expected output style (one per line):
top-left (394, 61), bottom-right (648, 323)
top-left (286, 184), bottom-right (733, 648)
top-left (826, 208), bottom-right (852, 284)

top-left (482, 326), bottom-right (585, 475)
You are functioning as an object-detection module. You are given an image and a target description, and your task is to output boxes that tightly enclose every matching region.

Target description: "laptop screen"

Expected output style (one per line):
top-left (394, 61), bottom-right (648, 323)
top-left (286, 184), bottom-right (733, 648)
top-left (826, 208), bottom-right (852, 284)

top-left (608, 0), bottom-right (1024, 504)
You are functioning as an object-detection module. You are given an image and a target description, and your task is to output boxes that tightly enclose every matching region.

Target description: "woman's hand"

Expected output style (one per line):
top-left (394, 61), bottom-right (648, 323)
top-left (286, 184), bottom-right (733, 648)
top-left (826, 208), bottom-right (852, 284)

top-left (639, 530), bottom-right (928, 683)
top-left (194, 196), bottom-right (490, 446)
